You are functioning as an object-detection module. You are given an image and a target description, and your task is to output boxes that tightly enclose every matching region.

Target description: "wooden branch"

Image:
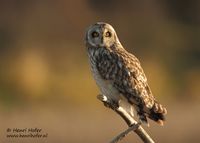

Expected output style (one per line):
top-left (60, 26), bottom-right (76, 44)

top-left (97, 94), bottom-right (155, 143)
top-left (110, 123), bottom-right (140, 143)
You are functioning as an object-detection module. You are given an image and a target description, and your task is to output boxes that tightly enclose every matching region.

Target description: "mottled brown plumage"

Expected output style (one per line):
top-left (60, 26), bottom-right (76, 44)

top-left (85, 22), bottom-right (167, 125)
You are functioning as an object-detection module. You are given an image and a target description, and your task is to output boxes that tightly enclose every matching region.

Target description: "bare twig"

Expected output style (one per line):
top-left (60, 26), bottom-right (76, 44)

top-left (97, 94), bottom-right (155, 143)
top-left (110, 123), bottom-right (140, 143)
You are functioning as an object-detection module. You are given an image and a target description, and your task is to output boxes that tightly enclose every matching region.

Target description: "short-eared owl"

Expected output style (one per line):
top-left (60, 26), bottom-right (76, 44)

top-left (85, 22), bottom-right (167, 125)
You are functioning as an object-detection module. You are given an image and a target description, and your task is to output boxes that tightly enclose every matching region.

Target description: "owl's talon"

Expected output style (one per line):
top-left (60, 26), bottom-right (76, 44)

top-left (97, 94), bottom-right (119, 109)
top-left (97, 94), bottom-right (108, 102)
top-left (97, 94), bottom-right (111, 107)
top-left (111, 100), bottom-right (119, 109)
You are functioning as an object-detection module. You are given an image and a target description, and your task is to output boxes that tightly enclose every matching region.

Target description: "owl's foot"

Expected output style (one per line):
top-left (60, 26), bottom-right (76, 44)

top-left (137, 112), bottom-right (149, 127)
top-left (97, 94), bottom-right (108, 102)
top-left (97, 94), bottom-right (119, 110)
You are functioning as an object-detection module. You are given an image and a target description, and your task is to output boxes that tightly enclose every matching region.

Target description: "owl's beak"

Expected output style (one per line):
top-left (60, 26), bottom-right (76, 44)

top-left (99, 36), bottom-right (105, 47)
top-left (98, 43), bottom-right (105, 47)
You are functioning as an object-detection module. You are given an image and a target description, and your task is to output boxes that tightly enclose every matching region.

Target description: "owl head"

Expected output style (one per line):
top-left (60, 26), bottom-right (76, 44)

top-left (85, 22), bottom-right (120, 48)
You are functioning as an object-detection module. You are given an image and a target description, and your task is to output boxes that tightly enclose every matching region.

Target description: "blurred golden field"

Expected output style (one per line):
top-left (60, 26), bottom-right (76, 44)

top-left (0, 1), bottom-right (200, 143)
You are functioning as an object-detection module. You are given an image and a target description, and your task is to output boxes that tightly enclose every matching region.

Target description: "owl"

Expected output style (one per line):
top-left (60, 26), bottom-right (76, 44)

top-left (85, 22), bottom-right (167, 126)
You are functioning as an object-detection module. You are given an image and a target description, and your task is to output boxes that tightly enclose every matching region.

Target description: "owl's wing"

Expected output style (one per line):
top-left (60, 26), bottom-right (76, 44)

top-left (96, 47), bottom-right (155, 109)
top-left (96, 45), bottom-right (167, 124)
top-left (118, 50), bottom-right (155, 108)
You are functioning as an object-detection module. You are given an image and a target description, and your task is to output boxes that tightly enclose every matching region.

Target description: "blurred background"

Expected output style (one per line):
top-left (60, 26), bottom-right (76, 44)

top-left (0, 0), bottom-right (200, 143)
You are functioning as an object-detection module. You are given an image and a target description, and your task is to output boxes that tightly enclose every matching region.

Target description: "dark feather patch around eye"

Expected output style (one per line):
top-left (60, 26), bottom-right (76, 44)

top-left (105, 31), bottom-right (112, 37)
top-left (91, 31), bottom-right (99, 38)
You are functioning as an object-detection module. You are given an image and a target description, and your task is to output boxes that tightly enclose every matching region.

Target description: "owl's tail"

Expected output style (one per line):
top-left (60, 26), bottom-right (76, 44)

top-left (148, 101), bottom-right (167, 126)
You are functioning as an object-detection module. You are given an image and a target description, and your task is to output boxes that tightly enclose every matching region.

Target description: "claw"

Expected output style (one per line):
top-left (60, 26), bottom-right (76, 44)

top-left (97, 94), bottom-right (108, 102)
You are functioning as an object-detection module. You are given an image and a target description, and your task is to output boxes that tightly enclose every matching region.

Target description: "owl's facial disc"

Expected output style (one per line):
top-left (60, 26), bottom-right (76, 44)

top-left (102, 26), bottom-right (116, 48)
top-left (86, 22), bottom-right (119, 48)
top-left (86, 25), bottom-right (102, 47)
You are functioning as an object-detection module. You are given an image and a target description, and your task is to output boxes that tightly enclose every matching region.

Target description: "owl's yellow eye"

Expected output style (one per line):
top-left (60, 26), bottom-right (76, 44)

top-left (91, 31), bottom-right (99, 38)
top-left (105, 31), bottom-right (112, 37)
